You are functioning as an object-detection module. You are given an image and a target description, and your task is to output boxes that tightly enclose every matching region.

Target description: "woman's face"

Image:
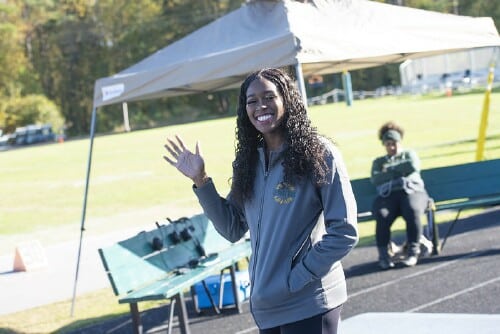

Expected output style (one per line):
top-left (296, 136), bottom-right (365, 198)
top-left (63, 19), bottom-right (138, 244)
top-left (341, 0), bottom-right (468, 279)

top-left (383, 139), bottom-right (401, 156)
top-left (245, 77), bottom-right (286, 140)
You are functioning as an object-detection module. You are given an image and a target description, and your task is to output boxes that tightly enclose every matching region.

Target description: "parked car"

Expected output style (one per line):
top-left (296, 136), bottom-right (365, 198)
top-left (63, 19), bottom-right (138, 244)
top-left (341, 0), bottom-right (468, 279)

top-left (7, 124), bottom-right (56, 146)
top-left (0, 132), bottom-right (10, 148)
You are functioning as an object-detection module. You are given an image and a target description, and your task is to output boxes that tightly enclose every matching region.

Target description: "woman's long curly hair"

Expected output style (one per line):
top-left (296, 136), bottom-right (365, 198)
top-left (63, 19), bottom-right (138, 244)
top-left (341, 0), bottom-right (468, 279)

top-left (231, 68), bottom-right (330, 203)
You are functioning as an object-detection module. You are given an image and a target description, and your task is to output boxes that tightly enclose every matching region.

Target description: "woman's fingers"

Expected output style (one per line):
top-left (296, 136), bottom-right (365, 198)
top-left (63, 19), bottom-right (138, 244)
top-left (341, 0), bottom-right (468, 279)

top-left (166, 138), bottom-right (182, 155)
top-left (195, 141), bottom-right (202, 156)
top-left (176, 135), bottom-right (187, 151)
top-left (164, 135), bottom-right (194, 166)
top-left (164, 142), bottom-right (178, 159)
top-left (163, 155), bottom-right (175, 166)
top-left (165, 135), bottom-right (190, 159)
top-left (163, 135), bottom-right (205, 182)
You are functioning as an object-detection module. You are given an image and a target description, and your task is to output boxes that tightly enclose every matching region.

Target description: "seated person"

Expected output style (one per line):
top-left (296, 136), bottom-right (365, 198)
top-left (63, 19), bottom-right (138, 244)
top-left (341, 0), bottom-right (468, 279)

top-left (371, 121), bottom-right (429, 269)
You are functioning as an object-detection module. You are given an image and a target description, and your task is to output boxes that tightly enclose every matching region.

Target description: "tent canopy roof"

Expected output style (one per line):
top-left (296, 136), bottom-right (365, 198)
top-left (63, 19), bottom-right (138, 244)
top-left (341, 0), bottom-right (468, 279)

top-left (93, 0), bottom-right (500, 107)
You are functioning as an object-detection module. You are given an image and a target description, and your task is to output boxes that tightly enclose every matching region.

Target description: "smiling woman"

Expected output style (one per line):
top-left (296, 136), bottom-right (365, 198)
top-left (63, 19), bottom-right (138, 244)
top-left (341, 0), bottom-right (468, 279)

top-left (245, 77), bottom-right (286, 149)
top-left (163, 68), bottom-right (359, 334)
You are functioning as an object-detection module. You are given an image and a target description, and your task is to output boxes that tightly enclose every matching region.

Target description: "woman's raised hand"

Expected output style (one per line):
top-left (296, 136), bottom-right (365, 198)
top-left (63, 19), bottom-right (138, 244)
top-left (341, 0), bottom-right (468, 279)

top-left (163, 135), bottom-right (209, 187)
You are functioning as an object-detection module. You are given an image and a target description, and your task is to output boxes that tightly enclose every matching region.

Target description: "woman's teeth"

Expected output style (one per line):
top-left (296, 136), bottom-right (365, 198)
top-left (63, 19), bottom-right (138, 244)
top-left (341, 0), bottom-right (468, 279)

top-left (257, 114), bottom-right (272, 121)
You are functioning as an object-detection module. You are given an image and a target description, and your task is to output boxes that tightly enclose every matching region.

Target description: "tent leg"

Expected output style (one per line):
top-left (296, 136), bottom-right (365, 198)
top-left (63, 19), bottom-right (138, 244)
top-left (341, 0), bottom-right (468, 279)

top-left (70, 106), bottom-right (98, 316)
top-left (122, 102), bottom-right (131, 132)
top-left (342, 70), bottom-right (353, 106)
top-left (294, 63), bottom-right (308, 107)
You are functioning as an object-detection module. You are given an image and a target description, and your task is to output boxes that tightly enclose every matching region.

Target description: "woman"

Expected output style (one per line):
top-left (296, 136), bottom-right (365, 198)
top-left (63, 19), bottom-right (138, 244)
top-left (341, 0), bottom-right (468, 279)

top-left (371, 121), bottom-right (429, 269)
top-left (164, 68), bottom-right (358, 333)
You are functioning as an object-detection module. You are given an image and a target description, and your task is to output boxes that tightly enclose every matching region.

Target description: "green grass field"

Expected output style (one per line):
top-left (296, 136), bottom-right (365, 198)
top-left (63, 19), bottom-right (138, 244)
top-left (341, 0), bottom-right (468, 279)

top-left (0, 91), bottom-right (499, 333)
top-left (1, 92), bottom-right (499, 247)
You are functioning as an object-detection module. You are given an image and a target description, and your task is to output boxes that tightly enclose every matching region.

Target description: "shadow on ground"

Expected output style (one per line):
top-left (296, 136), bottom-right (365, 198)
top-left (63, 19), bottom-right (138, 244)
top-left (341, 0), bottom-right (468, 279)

top-left (63, 206), bottom-right (500, 334)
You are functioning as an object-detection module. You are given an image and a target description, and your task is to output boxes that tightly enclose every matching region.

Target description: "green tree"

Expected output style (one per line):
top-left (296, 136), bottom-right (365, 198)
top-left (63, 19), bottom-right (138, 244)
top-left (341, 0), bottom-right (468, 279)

top-left (0, 2), bottom-right (26, 97)
top-left (2, 94), bottom-right (64, 133)
top-left (12, 0), bottom-right (498, 136)
top-left (0, 0), bottom-right (61, 132)
top-left (459, 0), bottom-right (500, 28)
top-left (96, 0), bottom-right (244, 132)
top-left (28, 0), bottom-right (246, 135)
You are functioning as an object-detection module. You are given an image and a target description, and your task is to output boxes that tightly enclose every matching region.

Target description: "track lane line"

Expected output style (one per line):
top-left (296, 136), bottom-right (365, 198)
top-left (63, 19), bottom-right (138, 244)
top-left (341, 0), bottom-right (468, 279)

top-left (406, 276), bottom-right (500, 312)
top-left (236, 247), bottom-right (499, 334)
top-left (348, 248), bottom-right (494, 298)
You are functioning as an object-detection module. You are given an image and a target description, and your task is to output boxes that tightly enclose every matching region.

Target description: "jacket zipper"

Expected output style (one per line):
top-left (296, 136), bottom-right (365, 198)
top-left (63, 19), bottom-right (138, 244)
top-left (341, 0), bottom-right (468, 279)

top-left (249, 150), bottom-right (271, 318)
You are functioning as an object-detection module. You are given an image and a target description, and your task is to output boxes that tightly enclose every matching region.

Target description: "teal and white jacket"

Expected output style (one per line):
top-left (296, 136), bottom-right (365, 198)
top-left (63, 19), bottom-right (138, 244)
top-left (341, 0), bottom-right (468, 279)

top-left (193, 140), bottom-right (358, 329)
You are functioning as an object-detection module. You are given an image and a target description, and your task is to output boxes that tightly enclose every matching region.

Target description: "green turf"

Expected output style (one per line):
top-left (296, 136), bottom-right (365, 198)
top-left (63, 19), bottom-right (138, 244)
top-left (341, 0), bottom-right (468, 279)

top-left (0, 92), bottom-right (499, 250)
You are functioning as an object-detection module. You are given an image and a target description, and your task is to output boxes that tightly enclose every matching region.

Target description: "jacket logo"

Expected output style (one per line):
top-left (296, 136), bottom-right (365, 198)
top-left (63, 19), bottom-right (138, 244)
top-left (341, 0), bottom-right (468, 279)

top-left (273, 182), bottom-right (295, 204)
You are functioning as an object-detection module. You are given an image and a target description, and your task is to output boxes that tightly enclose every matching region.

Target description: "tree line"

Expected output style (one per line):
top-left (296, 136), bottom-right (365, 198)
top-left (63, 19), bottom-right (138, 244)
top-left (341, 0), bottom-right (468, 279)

top-left (0, 0), bottom-right (498, 137)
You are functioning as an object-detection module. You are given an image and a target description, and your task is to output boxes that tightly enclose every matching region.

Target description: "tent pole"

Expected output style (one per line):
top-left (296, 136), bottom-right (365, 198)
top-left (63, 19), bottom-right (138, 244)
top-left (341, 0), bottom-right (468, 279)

top-left (294, 63), bottom-right (308, 107)
top-left (70, 106), bottom-right (98, 316)
top-left (342, 70), bottom-right (353, 106)
top-left (122, 102), bottom-right (131, 132)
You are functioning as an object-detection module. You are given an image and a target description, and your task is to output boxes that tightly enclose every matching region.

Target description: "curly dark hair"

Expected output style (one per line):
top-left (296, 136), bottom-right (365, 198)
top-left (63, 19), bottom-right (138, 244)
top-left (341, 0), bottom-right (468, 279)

top-left (378, 121), bottom-right (404, 141)
top-left (231, 68), bottom-right (330, 203)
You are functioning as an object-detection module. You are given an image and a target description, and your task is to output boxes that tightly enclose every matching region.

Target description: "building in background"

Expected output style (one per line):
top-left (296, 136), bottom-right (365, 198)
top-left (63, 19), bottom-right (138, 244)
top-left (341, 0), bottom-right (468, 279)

top-left (399, 47), bottom-right (500, 94)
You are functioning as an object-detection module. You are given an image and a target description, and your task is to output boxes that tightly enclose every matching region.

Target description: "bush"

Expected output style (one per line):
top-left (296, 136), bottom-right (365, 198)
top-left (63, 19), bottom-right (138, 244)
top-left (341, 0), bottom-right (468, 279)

top-left (2, 94), bottom-right (65, 134)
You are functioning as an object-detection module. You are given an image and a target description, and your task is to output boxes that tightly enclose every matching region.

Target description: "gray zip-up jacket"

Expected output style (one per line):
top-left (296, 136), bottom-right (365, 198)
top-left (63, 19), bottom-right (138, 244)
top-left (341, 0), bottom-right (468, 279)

top-left (193, 140), bottom-right (358, 329)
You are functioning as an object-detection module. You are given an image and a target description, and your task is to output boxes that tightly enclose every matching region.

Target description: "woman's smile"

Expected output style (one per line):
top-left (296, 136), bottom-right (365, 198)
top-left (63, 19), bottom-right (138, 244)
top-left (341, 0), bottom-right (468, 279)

top-left (246, 77), bottom-right (286, 146)
top-left (256, 113), bottom-right (273, 122)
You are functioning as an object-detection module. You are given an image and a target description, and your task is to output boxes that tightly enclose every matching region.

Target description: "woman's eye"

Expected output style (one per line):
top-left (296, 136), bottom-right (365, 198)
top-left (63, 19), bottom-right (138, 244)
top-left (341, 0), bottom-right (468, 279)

top-left (247, 100), bottom-right (256, 105)
top-left (265, 95), bottom-right (276, 100)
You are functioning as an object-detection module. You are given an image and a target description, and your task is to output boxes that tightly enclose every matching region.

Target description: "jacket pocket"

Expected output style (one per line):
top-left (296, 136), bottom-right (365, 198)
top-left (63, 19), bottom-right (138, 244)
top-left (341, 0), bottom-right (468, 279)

top-left (288, 237), bottom-right (313, 293)
top-left (291, 237), bottom-right (311, 268)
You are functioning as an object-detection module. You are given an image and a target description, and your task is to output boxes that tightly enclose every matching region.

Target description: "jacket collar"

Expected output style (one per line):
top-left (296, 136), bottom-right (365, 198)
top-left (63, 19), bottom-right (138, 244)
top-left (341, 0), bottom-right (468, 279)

top-left (257, 141), bottom-right (288, 170)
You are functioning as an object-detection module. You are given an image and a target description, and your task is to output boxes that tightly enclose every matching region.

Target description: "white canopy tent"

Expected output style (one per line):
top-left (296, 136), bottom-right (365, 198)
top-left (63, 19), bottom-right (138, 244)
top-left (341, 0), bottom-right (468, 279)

top-left (93, 0), bottom-right (500, 107)
top-left (72, 0), bottom-right (500, 314)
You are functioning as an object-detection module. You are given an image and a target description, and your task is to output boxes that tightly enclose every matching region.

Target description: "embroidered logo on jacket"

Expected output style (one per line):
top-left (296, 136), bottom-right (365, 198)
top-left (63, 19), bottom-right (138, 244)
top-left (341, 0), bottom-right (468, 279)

top-left (273, 182), bottom-right (295, 204)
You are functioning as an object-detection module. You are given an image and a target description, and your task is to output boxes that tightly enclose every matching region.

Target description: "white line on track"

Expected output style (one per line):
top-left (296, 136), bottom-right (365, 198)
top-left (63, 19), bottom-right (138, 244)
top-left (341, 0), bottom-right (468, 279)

top-left (406, 276), bottom-right (500, 312)
top-left (235, 326), bottom-right (258, 334)
top-left (235, 247), bottom-right (499, 334)
top-left (349, 249), bottom-right (492, 299)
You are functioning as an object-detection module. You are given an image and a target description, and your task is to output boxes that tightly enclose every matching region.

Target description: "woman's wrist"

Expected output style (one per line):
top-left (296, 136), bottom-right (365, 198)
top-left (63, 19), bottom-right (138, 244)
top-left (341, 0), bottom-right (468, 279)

top-left (193, 173), bottom-right (210, 188)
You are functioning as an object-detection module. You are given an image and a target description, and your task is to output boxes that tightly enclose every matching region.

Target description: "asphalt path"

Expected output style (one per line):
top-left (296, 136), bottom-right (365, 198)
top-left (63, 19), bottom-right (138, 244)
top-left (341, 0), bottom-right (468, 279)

top-left (1, 207), bottom-right (498, 333)
top-left (0, 225), bottom-right (153, 316)
top-left (65, 206), bottom-right (500, 334)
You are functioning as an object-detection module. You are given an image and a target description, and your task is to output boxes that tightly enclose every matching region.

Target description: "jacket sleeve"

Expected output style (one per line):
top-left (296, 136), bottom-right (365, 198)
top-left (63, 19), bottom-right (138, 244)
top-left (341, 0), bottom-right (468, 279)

top-left (288, 145), bottom-right (359, 292)
top-left (193, 179), bottom-right (248, 243)
top-left (371, 150), bottom-right (420, 185)
top-left (396, 149), bottom-right (420, 175)
top-left (371, 157), bottom-right (400, 185)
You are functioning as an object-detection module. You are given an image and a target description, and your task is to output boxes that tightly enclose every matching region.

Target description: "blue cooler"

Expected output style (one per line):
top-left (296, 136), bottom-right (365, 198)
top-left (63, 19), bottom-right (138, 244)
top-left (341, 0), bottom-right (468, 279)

top-left (194, 270), bottom-right (251, 309)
